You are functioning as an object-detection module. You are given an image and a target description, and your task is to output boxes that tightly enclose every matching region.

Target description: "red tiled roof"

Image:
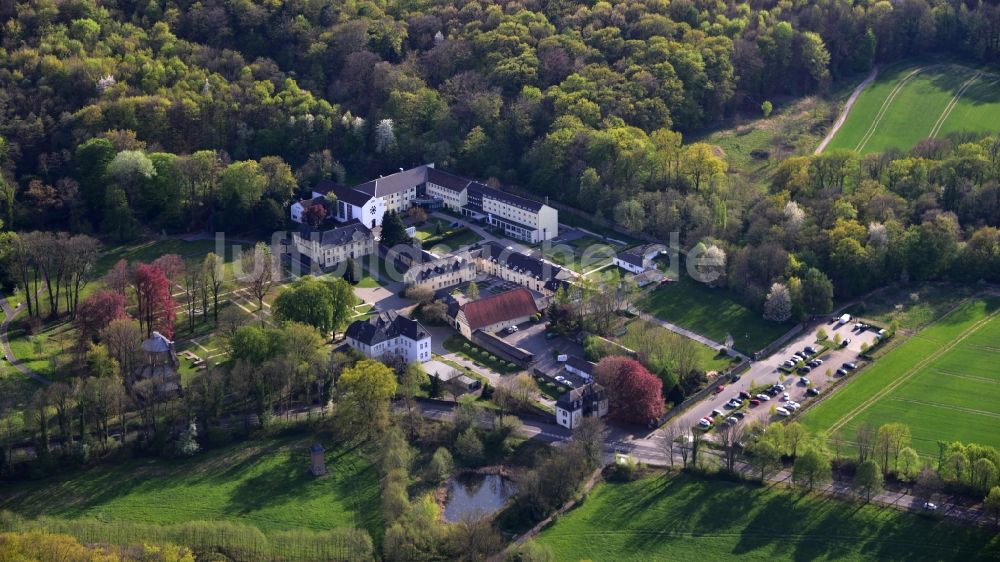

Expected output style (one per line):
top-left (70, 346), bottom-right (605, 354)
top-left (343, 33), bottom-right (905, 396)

top-left (461, 288), bottom-right (538, 330)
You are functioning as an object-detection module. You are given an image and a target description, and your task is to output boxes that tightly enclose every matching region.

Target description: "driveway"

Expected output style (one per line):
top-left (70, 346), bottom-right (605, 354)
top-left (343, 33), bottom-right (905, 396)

top-left (651, 317), bottom-right (880, 435)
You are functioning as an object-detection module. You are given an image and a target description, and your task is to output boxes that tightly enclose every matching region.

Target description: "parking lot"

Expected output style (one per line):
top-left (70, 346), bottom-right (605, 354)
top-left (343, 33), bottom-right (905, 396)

top-left (677, 316), bottom-right (882, 434)
top-left (499, 319), bottom-right (588, 389)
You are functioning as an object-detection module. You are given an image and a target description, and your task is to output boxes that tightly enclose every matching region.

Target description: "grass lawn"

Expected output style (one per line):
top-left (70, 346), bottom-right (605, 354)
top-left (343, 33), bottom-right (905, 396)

top-left (827, 59), bottom-right (1000, 154)
top-left (535, 475), bottom-right (999, 561)
top-left (846, 284), bottom-right (975, 333)
top-left (638, 276), bottom-right (790, 354)
top-left (4, 316), bottom-right (76, 381)
top-left (801, 298), bottom-right (1000, 456)
top-left (0, 435), bottom-right (382, 541)
top-left (541, 235), bottom-right (615, 273)
top-left (617, 320), bottom-right (733, 375)
top-left (354, 276), bottom-right (381, 289)
top-left (94, 238), bottom-right (243, 278)
top-left (442, 335), bottom-right (521, 375)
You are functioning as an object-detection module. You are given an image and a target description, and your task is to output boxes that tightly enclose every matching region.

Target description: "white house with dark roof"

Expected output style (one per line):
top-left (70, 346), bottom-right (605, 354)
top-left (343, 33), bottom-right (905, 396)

top-left (290, 222), bottom-right (375, 269)
top-left (446, 287), bottom-right (539, 339)
top-left (345, 311), bottom-right (432, 363)
top-left (403, 252), bottom-right (477, 291)
top-left (614, 243), bottom-right (667, 274)
top-left (555, 382), bottom-right (609, 430)
top-left (476, 241), bottom-right (573, 294)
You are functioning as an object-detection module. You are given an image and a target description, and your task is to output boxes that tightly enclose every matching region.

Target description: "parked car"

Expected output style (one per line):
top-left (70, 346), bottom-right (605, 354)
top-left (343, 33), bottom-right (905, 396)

top-left (798, 365), bottom-right (812, 374)
top-left (698, 418), bottom-right (712, 428)
top-left (774, 383), bottom-right (785, 391)
top-left (841, 338), bottom-right (851, 347)
top-left (807, 387), bottom-right (821, 396)
top-left (739, 391), bottom-right (751, 400)
top-left (842, 362), bottom-right (857, 370)
top-left (782, 360), bottom-right (795, 368)
top-left (755, 393), bottom-right (770, 401)
top-left (554, 375), bottom-right (566, 383)
top-left (781, 392), bottom-right (790, 401)
top-left (853, 322), bottom-right (864, 331)
top-left (786, 401), bottom-right (800, 411)
top-left (750, 399), bottom-right (761, 406)
top-left (799, 377), bottom-right (811, 386)
top-left (715, 385), bottom-right (726, 394)
top-left (731, 373), bottom-right (742, 382)
top-left (923, 502), bottom-right (938, 511)
top-left (732, 411), bottom-right (746, 419)
top-left (766, 388), bottom-right (780, 396)
top-left (724, 417), bottom-right (738, 426)
top-left (836, 368), bottom-right (848, 376)
top-left (804, 345), bottom-right (818, 355)
top-left (711, 409), bottom-right (723, 418)
top-left (775, 407), bottom-right (791, 417)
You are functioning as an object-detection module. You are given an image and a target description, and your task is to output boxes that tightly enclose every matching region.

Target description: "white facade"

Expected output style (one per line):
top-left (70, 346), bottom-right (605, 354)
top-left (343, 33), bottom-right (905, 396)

top-left (425, 180), bottom-right (468, 211)
top-left (613, 257), bottom-right (646, 274)
top-left (346, 332), bottom-right (431, 364)
top-left (334, 196), bottom-right (385, 228)
top-left (291, 229), bottom-right (374, 269)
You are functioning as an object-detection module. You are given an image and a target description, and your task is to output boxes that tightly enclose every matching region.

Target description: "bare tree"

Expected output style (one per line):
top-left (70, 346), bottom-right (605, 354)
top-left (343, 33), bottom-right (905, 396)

top-left (718, 422), bottom-right (746, 473)
top-left (202, 252), bottom-right (225, 322)
top-left (857, 423), bottom-right (876, 463)
top-left (101, 318), bottom-right (143, 388)
top-left (45, 382), bottom-right (74, 446)
top-left (64, 234), bottom-right (100, 316)
top-left (238, 242), bottom-right (276, 320)
top-left (182, 259), bottom-right (203, 334)
top-left (661, 422), bottom-right (677, 467)
top-left (572, 416), bottom-right (607, 470)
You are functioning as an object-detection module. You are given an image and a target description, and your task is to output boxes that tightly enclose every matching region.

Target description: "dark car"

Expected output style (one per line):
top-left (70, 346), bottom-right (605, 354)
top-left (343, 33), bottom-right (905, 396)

top-left (807, 387), bottom-right (821, 396)
top-left (732, 411), bottom-right (746, 419)
top-left (750, 399), bottom-right (761, 406)
top-left (739, 391), bottom-right (751, 400)
top-left (804, 345), bottom-right (818, 355)
top-left (798, 365), bottom-right (812, 374)
top-left (842, 362), bottom-right (857, 370)
top-left (836, 368), bottom-right (848, 376)
top-left (841, 338), bottom-right (852, 347)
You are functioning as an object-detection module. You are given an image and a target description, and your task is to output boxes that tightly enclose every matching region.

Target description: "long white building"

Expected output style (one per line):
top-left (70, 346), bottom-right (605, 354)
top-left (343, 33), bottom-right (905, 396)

top-left (345, 311), bottom-right (431, 364)
top-left (291, 165), bottom-right (558, 243)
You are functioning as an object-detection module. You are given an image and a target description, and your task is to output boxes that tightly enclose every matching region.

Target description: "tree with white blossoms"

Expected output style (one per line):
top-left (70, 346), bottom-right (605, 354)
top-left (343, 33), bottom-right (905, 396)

top-left (764, 282), bottom-right (792, 322)
top-left (868, 222), bottom-right (888, 247)
top-left (97, 74), bottom-right (116, 92)
top-left (375, 118), bottom-right (396, 153)
top-left (784, 200), bottom-right (805, 233)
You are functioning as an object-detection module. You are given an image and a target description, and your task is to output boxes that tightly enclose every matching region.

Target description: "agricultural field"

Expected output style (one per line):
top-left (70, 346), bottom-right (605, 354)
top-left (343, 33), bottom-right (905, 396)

top-left (637, 275), bottom-right (790, 354)
top-left (801, 298), bottom-right (1000, 456)
top-left (535, 475), bottom-right (999, 561)
top-left (0, 435), bottom-right (382, 541)
top-left (826, 61), bottom-right (1000, 154)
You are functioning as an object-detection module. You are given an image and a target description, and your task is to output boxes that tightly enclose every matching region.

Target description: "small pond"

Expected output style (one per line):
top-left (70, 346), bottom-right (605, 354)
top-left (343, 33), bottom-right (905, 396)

top-left (442, 473), bottom-right (517, 522)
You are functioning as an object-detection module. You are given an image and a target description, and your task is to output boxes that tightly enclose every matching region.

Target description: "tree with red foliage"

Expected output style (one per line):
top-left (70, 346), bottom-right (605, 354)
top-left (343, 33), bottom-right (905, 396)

top-left (75, 290), bottom-right (127, 346)
top-left (593, 356), bottom-right (664, 426)
top-left (152, 253), bottom-right (185, 287)
top-left (303, 202), bottom-right (327, 227)
top-left (133, 264), bottom-right (176, 338)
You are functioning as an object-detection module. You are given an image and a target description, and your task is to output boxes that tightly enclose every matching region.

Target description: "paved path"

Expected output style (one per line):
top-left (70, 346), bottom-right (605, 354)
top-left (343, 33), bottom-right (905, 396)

top-left (0, 298), bottom-right (52, 385)
top-left (815, 66), bottom-right (878, 154)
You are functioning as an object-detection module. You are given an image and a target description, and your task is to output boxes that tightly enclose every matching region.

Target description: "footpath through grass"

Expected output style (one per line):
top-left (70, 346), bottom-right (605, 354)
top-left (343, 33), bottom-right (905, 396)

top-left (638, 276), bottom-right (790, 354)
top-left (535, 475), bottom-right (1000, 561)
top-left (801, 297), bottom-right (1000, 456)
top-left (0, 435), bottom-right (382, 541)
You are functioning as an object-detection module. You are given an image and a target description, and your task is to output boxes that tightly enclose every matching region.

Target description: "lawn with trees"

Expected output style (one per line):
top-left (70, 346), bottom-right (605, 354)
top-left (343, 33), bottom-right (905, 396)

top-left (0, 435), bottom-right (382, 540)
top-left (638, 276), bottom-right (791, 354)
top-left (534, 474), bottom-right (1000, 562)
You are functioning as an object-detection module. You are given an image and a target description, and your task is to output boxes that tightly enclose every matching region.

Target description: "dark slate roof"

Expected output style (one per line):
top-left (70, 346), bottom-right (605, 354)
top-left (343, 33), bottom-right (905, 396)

top-left (615, 250), bottom-right (645, 267)
top-left (312, 179), bottom-right (343, 195)
top-left (468, 182), bottom-right (543, 212)
top-left (296, 222), bottom-right (372, 246)
top-left (345, 310), bottom-right (429, 346)
top-left (481, 241), bottom-right (564, 281)
top-left (556, 382), bottom-right (606, 410)
top-left (354, 165), bottom-right (430, 197)
top-left (460, 288), bottom-right (538, 330)
top-left (426, 167), bottom-right (473, 193)
top-left (331, 184), bottom-right (375, 207)
top-left (565, 356), bottom-right (595, 375)
top-left (410, 254), bottom-right (472, 282)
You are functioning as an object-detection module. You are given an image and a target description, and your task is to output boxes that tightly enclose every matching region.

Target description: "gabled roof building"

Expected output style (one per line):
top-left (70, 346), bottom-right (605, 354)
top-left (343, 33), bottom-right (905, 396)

top-left (345, 311), bottom-right (432, 364)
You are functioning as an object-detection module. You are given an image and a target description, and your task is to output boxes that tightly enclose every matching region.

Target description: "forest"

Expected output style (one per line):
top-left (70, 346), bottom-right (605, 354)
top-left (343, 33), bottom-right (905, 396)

top-left (1, 0), bottom-right (1000, 307)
